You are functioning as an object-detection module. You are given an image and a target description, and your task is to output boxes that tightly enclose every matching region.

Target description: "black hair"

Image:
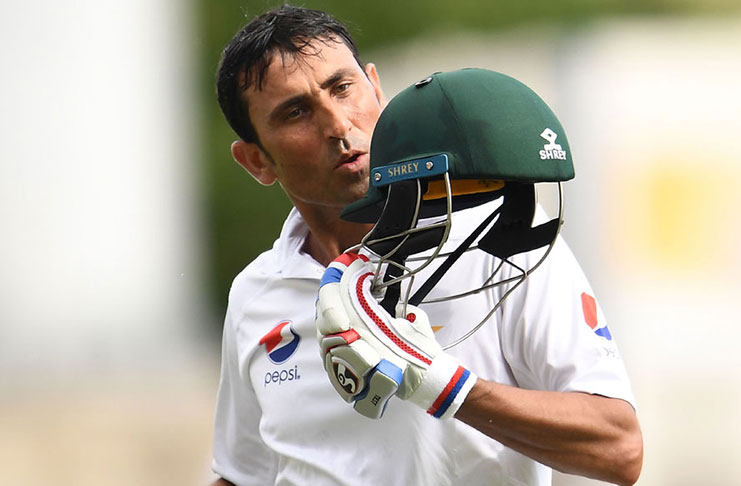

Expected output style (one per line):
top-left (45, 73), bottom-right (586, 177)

top-left (216, 5), bottom-right (361, 145)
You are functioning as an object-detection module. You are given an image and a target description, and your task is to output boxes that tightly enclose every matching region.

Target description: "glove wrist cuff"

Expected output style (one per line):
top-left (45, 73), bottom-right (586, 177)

top-left (408, 353), bottom-right (477, 420)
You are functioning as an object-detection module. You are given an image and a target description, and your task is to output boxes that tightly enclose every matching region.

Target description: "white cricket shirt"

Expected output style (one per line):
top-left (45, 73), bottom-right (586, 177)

top-left (212, 201), bottom-right (636, 486)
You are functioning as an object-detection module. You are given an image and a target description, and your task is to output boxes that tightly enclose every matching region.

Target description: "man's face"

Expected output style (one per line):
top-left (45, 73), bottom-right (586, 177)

top-left (243, 40), bottom-right (385, 212)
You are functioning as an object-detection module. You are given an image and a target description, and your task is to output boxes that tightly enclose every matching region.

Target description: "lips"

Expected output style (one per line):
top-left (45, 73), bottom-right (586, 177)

top-left (335, 152), bottom-right (366, 170)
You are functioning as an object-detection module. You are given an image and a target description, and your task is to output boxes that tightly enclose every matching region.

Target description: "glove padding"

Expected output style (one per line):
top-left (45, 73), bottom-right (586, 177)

top-left (316, 252), bottom-right (477, 419)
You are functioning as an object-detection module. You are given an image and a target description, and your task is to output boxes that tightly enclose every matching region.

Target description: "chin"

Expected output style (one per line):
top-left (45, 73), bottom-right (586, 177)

top-left (349, 183), bottom-right (370, 203)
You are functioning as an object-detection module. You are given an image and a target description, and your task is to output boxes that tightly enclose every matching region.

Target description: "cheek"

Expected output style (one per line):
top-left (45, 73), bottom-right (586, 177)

top-left (350, 106), bottom-right (381, 132)
top-left (268, 126), bottom-right (324, 162)
top-left (359, 95), bottom-right (383, 127)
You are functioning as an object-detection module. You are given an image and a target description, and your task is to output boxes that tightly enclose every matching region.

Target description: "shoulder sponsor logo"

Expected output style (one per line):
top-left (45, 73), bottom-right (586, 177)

top-left (581, 292), bottom-right (612, 340)
top-left (259, 320), bottom-right (300, 364)
top-left (539, 128), bottom-right (567, 161)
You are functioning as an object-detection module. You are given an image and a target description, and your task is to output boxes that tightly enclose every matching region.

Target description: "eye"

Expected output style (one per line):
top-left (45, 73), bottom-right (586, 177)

top-left (285, 106), bottom-right (306, 120)
top-left (334, 82), bottom-right (352, 96)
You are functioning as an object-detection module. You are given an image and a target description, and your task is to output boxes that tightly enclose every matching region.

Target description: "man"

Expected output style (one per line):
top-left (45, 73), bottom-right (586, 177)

top-left (212, 5), bottom-right (643, 486)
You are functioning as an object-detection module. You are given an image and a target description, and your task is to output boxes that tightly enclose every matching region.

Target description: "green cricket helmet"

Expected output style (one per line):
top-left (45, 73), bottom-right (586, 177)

top-left (343, 69), bottom-right (575, 347)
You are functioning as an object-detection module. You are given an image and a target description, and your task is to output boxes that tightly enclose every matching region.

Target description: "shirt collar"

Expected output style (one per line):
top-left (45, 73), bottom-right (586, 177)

top-left (274, 208), bottom-right (327, 280)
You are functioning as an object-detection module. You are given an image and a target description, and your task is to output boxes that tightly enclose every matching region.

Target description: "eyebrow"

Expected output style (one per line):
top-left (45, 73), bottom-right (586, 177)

top-left (319, 67), bottom-right (356, 90)
top-left (268, 67), bottom-right (359, 123)
top-left (269, 94), bottom-right (310, 124)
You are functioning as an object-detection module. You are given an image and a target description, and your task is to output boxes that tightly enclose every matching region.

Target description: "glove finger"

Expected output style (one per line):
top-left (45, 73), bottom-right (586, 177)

top-left (339, 256), bottom-right (378, 301)
top-left (353, 359), bottom-right (404, 419)
top-left (316, 282), bottom-right (351, 335)
top-left (332, 252), bottom-right (370, 269)
top-left (316, 253), bottom-right (371, 335)
top-left (325, 339), bottom-right (381, 401)
top-left (320, 329), bottom-right (360, 357)
top-left (341, 257), bottom-right (394, 337)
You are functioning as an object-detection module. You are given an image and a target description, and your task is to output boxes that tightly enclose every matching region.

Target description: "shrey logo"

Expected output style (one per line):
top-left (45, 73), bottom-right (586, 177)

top-left (539, 128), bottom-right (567, 161)
top-left (581, 293), bottom-right (612, 340)
top-left (259, 321), bottom-right (301, 364)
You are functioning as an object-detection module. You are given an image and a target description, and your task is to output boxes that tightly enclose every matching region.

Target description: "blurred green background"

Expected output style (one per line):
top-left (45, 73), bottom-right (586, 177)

top-left (197, 0), bottom-right (725, 321)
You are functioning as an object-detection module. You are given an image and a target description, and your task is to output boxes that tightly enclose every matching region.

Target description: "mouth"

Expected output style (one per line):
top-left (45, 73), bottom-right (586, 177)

top-left (335, 152), bottom-right (367, 170)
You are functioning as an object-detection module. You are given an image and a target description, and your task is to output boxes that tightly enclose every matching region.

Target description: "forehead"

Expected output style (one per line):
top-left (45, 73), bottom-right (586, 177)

top-left (243, 40), bottom-right (362, 110)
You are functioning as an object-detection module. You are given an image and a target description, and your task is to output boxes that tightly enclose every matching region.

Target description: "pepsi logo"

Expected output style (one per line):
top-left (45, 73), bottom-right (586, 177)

top-left (581, 293), bottom-right (612, 341)
top-left (259, 321), bottom-right (301, 364)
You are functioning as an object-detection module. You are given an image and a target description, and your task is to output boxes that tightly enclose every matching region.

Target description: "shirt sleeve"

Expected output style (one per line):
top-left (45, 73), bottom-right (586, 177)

top-left (498, 236), bottom-right (637, 408)
top-left (212, 308), bottom-right (278, 485)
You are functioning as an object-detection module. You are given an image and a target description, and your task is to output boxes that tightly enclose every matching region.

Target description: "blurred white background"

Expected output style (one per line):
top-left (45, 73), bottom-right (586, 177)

top-left (1, 1), bottom-right (740, 484)
top-left (1, 1), bottom-right (216, 484)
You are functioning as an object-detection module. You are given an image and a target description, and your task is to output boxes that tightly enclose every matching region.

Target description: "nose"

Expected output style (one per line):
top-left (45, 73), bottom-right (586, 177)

top-left (321, 100), bottom-right (352, 141)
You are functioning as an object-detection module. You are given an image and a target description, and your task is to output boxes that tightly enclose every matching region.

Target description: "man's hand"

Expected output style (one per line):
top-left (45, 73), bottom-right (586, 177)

top-left (315, 252), bottom-right (477, 419)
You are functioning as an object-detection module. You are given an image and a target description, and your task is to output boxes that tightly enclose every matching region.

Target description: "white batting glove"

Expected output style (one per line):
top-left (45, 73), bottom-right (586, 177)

top-left (316, 252), bottom-right (477, 420)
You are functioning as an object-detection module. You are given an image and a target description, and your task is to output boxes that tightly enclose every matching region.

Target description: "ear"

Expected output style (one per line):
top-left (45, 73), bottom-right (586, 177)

top-left (364, 62), bottom-right (387, 108)
top-left (231, 140), bottom-right (277, 186)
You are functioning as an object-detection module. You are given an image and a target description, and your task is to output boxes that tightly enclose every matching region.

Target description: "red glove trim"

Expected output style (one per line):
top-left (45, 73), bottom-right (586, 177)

top-left (323, 329), bottom-right (361, 355)
top-left (335, 252), bottom-right (369, 267)
top-left (355, 272), bottom-right (432, 366)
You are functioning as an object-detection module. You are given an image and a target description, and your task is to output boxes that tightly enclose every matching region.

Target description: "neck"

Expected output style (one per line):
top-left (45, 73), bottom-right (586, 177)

top-left (297, 205), bottom-right (373, 267)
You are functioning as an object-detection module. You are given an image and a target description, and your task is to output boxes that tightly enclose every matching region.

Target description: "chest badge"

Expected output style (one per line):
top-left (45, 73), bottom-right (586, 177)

top-left (260, 321), bottom-right (301, 364)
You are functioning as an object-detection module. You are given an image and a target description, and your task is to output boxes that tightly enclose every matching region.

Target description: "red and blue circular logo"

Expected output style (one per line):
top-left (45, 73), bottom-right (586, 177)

top-left (259, 321), bottom-right (301, 364)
